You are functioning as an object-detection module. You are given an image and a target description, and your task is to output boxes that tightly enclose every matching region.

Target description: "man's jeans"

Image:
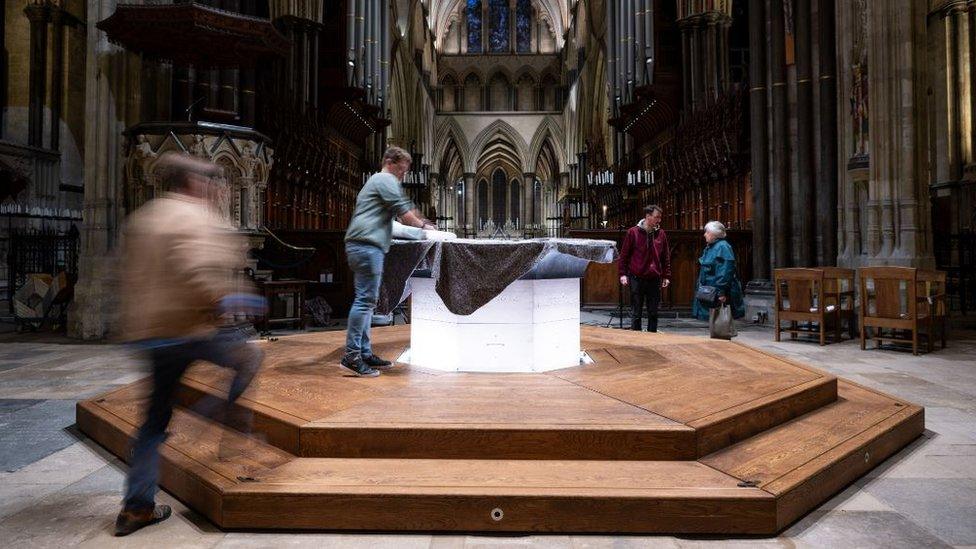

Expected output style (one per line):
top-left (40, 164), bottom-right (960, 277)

top-left (123, 327), bottom-right (262, 512)
top-left (629, 275), bottom-right (662, 332)
top-left (345, 241), bottom-right (385, 359)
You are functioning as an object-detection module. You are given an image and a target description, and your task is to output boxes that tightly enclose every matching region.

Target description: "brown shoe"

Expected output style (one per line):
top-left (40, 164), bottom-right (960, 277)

top-left (114, 504), bottom-right (172, 536)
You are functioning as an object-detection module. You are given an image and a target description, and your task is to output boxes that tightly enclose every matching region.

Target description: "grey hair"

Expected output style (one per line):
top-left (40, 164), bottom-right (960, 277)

top-left (704, 220), bottom-right (727, 239)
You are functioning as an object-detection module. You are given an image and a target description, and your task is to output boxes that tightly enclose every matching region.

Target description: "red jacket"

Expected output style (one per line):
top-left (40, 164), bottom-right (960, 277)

top-left (618, 220), bottom-right (672, 279)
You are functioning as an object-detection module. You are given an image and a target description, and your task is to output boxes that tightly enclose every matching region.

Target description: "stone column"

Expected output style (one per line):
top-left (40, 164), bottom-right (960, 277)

top-left (748, 0), bottom-right (770, 279)
top-left (794, 0), bottom-right (815, 266)
top-left (952, 6), bottom-right (973, 172)
top-left (866, 0), bottom-right (933, 266)
top-left (463, 172), bottom-right (476, 231)
top-left (704, 14), bottom-right (718, 102)
top-left (522, 172), bottom-right (535, 229)
top-left (970, 6), bottom-right (976, 175)
top-left (50, 5), bottom-right (66, 151)
top-left (690, 21), bottom-right (702, 109)
top-left (770, 0), bottom-right (791, 268)
top-left (818, 0), bottom-right (838, 265)
top-left (25, 2), bottom-right (50, 148)
top-left (69, 0), bottom-right (137, 339)
top-left (718, 17), bottom-right (732, 95)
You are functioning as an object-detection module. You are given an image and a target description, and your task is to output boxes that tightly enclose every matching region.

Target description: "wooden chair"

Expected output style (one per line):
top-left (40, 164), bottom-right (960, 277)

top-left (858, 267), bottom-right (947, 355)
top-left (924, 270), bottom-right (949, 352)
top-left (774, 268), bottom-right (849, 345)
top-left (822, 267), bottom-right (857, 340)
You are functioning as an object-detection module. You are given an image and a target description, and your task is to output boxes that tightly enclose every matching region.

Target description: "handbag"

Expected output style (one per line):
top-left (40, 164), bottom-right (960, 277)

top-left (709, 303), bottom-right (737, 340)
top-left (695, 285), bottom-right (721, 309)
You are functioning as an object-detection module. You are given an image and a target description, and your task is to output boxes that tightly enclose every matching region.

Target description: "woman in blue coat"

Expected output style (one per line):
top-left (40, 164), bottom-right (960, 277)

top-left (692, 221), bottom-right (745, 321)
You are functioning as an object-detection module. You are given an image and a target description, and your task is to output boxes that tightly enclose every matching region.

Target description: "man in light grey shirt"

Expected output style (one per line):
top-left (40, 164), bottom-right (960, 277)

top-left (341, 146), bottom-right (433, 377)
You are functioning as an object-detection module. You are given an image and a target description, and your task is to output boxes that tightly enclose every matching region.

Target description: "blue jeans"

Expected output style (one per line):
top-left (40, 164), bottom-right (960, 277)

top-left (123, 327), bottom-right (262, 512)
top-left (344, 241), bottom-right (385, 359)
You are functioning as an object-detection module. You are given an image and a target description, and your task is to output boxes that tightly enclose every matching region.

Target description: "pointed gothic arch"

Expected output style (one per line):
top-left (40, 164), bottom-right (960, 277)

top-left (469, 119), bottom-right (529, 173)
top-left (527, 115), bottom-right (566, 173)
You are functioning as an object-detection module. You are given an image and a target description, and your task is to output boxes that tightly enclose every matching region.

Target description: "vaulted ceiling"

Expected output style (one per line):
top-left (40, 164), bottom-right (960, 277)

top-left (425, 0), bottom-right (570, 50)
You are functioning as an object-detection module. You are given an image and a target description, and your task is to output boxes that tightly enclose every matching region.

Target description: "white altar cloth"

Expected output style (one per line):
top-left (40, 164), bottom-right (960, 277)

top-left (404, 277), bottom-right (584, 373)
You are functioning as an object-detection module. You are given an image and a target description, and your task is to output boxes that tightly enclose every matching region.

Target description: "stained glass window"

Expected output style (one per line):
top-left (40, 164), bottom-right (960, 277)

top-left (489, 0), bottom-right (510, 53)
top-left (516, 0), bottom-right (532, 53)
top-left (467, 0), bottom-right (482, 54)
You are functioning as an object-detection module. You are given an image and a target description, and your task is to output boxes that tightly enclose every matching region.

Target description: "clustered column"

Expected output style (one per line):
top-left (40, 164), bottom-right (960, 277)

top-left (747, 0), bottom-right (769, 280)
top-left (749, 0), bottom-right (840, 274)
top-left (25, 1), bottom-right (50, 148)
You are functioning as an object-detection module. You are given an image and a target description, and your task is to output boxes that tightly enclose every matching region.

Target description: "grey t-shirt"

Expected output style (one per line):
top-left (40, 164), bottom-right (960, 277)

top-left (344, 171), bottom-right (414, 253)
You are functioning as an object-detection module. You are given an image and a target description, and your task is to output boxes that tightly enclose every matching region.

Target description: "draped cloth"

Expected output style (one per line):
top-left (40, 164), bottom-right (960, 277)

top-left (376, 238), bottom-right (617, 316)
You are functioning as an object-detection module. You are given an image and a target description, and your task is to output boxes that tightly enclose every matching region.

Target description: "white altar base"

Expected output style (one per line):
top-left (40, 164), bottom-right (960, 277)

top-left (402, 277), bottom-right (587, 373)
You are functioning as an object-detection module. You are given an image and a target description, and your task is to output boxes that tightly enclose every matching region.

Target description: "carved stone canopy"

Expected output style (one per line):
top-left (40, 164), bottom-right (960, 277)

top-left (122, 122), bottom-right (275, 232)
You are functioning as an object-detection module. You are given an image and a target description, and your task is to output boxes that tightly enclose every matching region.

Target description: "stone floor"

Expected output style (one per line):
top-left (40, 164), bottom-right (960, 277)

top-left (1, 314), bottom-right (974, 548)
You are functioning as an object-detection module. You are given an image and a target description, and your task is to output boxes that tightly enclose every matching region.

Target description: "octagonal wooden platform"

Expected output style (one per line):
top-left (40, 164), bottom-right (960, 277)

top-left (77, 326), bottom-right (923, 534)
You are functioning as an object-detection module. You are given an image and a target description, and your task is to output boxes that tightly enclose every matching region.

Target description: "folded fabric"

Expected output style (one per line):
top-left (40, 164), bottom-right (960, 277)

top-left (423, 229), bottom-right (457, 241)
top-left (392, 220), bottom-right (426, 240)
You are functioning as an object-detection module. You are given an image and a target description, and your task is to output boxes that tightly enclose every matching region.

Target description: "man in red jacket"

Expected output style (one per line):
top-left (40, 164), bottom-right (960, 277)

top-left (618, 205), bottom-right (671, 332)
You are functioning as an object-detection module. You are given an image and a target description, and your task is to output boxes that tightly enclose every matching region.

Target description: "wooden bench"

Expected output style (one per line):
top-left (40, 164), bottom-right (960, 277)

top-left (774, 268), bottom-right (855, 345)
top-left (858, 267), bottom-right (947, 355)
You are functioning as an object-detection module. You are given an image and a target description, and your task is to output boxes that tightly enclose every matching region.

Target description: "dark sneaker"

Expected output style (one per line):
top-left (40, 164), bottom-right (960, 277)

top-left (340, 355), bottom-right (380, 377)
top-left (114, 504), bottom-right (172, 536)
top-left (362, 354), bottom-right (393, 368)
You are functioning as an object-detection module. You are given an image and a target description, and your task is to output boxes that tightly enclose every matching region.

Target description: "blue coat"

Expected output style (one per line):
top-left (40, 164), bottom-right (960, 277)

top-left (692, 238), bottom-right (745, 321)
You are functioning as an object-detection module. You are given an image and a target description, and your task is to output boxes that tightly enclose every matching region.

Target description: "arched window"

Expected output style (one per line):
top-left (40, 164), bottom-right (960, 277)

top-left (516, 0), bottom-right (532, 53)
top-left (440, 75), bottom-right (458, 111)
top-left (491, 169), bottom-right (507, 225)
top-left (489, 73), bottom-right (511, 111)
top-left (467, 0), bottom-right (483, 53)
top-left (463, 73), bottom-right (482, 111)
top-left (515, 73), bottom-right (535, 111)
top-left (542, 74), bottom-right (558, 111)
top-left (478, 179), bottom-right (489, 226)
top-left (510, 179), bottom-right (521, 226)
top-left (488, 0), bottom-right (510, 52)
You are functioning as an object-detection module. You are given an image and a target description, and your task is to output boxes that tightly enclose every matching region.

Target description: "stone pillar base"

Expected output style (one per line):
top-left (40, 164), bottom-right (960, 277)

top-left (67, 254), bottom-right (120, 340)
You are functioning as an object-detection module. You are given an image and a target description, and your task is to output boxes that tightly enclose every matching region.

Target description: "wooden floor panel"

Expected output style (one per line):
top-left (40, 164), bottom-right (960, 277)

top-left (701, 380), bottom-right (919, 488)
top-left (76, 326), bottom-right (923, 534)
top-left (166, 327), bottom-right (838, 459)
top-left (221, 458), bottom-right (775, 533)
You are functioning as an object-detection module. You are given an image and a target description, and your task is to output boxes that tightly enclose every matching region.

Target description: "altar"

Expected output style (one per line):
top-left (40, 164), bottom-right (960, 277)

top-left (378, 238), bottom-right (617, 373)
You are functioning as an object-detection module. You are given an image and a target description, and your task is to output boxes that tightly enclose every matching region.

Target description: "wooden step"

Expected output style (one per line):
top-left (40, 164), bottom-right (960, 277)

top-left (166, 328), bottom-right (837, 460)
top-left (701, 380), bottom-right (924, 531)
top-left (76, 393), bottom-right (776, 534)
top-left (75, 328), bottom-right (922, 534)
top-left (221, 458), bottom-right (775, 533)
top-left (76, 379), bottom-right (921, 534)
top-left (76, 384), bottom-right (294, 527)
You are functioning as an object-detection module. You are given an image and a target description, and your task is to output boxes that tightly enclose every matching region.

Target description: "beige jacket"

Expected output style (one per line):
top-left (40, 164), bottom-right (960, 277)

top-left (121, 193), bottom-right (249, 341)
